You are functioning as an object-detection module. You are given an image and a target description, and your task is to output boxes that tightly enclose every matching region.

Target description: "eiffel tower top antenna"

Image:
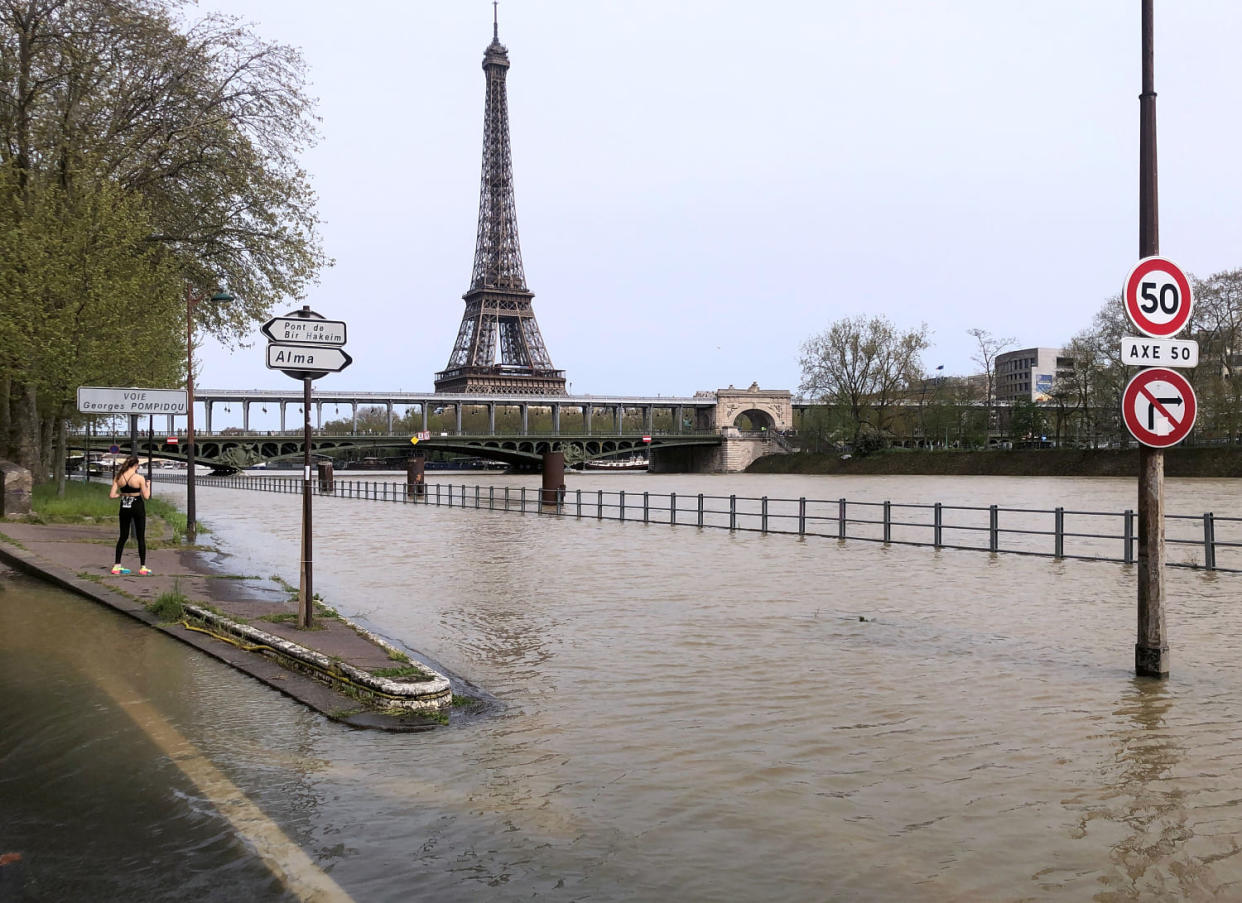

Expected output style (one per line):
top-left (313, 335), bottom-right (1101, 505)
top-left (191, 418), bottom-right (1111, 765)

top-left (493, 1), bottom-right (498, 42)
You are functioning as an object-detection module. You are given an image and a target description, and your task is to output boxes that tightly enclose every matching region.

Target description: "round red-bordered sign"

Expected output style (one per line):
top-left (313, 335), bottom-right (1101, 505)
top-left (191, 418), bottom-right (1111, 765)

top-left (1123, 256), bottom-right (1193, 338)
top-left (1122, 367), bottom-right (1197, 448)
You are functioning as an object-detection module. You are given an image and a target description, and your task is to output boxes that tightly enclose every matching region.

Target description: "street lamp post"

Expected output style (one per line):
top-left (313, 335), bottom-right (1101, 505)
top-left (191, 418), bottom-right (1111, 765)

top-left (185, 285), bottom-right (233, 544)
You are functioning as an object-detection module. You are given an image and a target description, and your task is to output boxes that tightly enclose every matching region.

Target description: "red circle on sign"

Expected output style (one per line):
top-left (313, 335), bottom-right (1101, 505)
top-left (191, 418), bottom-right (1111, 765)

top-left (1122, 367), bottom-right (1197, 448)
top-left (1123, 256), bottom-right (1193, 338)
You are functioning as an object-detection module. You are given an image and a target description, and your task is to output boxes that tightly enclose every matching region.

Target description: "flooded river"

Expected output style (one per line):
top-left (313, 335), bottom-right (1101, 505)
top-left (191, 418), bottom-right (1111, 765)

top-left (4, 473), bottom-right (1242, 901)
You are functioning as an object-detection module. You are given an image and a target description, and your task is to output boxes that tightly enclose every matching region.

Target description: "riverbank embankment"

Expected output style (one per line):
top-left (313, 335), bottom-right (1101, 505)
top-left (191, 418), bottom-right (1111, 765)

top-left (748, 447), bottom-right (1242, 478)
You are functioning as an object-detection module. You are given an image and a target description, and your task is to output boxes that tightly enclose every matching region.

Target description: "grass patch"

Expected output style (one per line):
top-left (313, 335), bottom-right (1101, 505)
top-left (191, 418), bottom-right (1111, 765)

top-left (32, 480), bottom-right (202, 539)
top-left (146, 579), bottom-right (188, 621)
top-left (0, 530), bottom-right (28, 550)
top-left (365, 665), bottom-right (429, 675)
top-left (259, 611), bottom-right (299, 624)
top-left (386, 647), bottom-right (410, 663)
top-left (369, 665), bottom-right (430, 680)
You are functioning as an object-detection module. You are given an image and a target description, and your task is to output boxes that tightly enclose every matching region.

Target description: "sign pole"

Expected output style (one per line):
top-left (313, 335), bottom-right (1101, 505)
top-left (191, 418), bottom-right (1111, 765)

top-left (146, 415), bottom-right (154, 490)
top-left (261, 304), bottom-right (350, 629)
top-left (1136, 0), bottom-right (1168, 679)
top-left (299, 378), bottom-right (314, 629)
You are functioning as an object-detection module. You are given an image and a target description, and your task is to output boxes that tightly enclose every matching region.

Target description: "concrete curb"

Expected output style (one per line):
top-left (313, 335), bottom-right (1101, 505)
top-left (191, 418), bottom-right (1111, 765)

top-left (183, 604), bottom-right (452, 712)
top-left (0, 535), bottom-right (452, 732)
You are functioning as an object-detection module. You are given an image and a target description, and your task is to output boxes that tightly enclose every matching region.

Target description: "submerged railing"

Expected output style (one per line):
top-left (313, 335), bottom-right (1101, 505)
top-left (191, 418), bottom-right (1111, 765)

top-left (151, 473), bottom-right (1242, 574)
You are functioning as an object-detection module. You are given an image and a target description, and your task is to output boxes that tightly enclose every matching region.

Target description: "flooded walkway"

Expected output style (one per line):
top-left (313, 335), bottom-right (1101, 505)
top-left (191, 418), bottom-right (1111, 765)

top-left (4, 473), bottom-right (1242, 900)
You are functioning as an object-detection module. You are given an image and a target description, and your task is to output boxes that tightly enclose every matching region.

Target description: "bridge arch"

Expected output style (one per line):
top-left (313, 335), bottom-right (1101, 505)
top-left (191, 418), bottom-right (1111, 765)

top-left (713, 384), bottom-right (793, 432)
top-left (730, 408), bottom-right (777, 431)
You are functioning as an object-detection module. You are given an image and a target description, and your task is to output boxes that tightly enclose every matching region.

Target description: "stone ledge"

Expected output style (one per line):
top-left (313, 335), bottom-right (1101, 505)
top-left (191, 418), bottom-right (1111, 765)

top-left (184, 604), bottom-right (452, 713)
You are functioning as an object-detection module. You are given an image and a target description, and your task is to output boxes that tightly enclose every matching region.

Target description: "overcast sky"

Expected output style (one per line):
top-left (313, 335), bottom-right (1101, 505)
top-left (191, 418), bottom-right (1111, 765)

top-left (192, 1), bottom-right (1242, 404)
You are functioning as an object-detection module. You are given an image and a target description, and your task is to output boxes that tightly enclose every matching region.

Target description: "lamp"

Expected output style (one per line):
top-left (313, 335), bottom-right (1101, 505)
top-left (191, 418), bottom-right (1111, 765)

top-left (185, 286), bottom-right (234, 544)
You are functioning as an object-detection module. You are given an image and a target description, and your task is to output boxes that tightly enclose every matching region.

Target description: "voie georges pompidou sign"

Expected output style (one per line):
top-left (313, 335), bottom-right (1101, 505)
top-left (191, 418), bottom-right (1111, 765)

top-left (77, 386), bottom-right (188, 414)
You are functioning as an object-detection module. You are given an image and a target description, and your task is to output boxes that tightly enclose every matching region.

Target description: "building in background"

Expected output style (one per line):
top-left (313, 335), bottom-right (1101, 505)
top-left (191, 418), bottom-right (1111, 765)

top-left (995, 347), bottom-right (1074, 404)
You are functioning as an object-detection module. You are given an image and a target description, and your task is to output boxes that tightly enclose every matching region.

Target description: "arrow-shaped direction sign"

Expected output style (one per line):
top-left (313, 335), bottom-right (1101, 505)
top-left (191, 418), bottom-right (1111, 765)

top-left (266, 343), bottom-right (353, 373)
top-left (261, 316), bottom-right (347, 346)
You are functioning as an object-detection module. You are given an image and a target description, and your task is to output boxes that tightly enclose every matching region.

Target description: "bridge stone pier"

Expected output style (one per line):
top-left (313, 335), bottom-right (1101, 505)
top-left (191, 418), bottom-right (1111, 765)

top-left (651, 383), bottom-right (793, 474)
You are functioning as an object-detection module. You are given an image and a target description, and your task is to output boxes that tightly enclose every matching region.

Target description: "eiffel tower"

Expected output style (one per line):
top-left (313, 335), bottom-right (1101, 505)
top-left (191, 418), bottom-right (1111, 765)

top-left (434, 10), bottom-right (566, 395)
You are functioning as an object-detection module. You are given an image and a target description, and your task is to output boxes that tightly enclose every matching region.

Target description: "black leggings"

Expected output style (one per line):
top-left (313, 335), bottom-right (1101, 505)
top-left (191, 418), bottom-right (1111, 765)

top-left (116, 499), bottom-right (147, 566)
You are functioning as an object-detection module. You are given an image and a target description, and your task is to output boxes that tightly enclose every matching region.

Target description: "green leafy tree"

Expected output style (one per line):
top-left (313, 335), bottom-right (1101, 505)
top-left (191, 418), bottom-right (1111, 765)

top-left (799, 315), bottom-right (930, 445)
top-left (0, 0), bottom-right (327, 475)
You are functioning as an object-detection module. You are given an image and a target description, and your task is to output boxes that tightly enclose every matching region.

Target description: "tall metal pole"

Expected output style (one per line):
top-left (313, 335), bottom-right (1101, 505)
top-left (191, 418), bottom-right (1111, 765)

top-left (299, 375), bottom-right (314, 628)
top-left (1136, 0), bottom-right (1168, 678)
top-left (185, 285), bottom-right (198, 544)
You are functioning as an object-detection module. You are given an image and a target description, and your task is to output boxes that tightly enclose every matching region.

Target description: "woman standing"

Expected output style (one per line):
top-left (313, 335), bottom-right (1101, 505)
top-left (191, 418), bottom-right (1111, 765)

top-left (109, 456), bottom-right (151, 575)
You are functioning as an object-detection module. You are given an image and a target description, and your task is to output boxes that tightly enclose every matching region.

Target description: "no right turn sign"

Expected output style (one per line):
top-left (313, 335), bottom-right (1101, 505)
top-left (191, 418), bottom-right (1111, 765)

top-left (1122, 367), bottom-right (1197, 448)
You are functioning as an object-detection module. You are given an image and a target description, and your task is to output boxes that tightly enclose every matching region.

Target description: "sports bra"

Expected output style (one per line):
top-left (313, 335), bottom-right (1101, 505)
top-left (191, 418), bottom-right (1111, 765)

top-left (119, 476), bottom-right (142, 495)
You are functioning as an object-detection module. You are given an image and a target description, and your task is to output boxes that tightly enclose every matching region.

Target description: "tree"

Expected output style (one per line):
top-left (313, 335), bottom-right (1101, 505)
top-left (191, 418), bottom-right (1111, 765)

top-left (799, 315), bottom-right (930, 445)
top-left (967, 327), bottom-right (1015, 432)
top-left (1190, 269), bottom-right (1242, 442)
top-left (0, 0), bottom-right (327, 474)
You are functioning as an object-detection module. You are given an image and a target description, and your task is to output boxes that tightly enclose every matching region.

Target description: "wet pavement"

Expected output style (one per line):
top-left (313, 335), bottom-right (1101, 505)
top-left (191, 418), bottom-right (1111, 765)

top-left (0, 520), bottom-right (452, 731)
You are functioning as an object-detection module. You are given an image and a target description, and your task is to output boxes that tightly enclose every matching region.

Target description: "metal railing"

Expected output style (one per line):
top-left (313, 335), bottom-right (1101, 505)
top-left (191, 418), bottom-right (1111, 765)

top-left (150, 473), bottom-right (1242, 574)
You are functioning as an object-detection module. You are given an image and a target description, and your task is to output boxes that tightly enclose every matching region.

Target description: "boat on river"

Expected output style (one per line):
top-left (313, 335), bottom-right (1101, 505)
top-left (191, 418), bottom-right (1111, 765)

top-left (584, 455), bottom-right (649, 472)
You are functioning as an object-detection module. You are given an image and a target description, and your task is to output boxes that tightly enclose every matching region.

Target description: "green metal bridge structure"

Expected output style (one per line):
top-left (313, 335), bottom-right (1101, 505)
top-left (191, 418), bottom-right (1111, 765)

top-left (73, 428), bottom-right (724, 471)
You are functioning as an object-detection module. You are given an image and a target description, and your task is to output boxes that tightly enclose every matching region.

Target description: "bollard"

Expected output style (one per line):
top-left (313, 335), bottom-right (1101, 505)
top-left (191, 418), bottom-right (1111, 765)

top-left (1204, 512), bottom-right (1217, 571)
top-left (541, 451), bottom-right (565, 508)
top-left (407, 456), bottom-right (426, 498)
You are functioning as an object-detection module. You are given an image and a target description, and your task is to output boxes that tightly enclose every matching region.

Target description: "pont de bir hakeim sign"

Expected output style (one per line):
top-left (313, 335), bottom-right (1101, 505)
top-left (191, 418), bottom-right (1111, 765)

top-left (261, 316), bottom-right (347, 346)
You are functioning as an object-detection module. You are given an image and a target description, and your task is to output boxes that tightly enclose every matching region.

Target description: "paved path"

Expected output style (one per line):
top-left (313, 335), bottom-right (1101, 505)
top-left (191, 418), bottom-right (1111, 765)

top-left (0, 519), bottom-right (453, 731)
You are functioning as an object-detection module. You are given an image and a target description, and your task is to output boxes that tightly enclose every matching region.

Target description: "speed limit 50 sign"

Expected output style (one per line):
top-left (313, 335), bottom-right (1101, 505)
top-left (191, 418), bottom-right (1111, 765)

top-left (1123, 256), bottom-right (1193, 338)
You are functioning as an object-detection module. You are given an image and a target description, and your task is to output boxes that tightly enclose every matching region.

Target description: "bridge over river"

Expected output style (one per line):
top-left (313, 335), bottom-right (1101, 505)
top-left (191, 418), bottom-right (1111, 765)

top-left (76, 385), bottom-right (796, 473)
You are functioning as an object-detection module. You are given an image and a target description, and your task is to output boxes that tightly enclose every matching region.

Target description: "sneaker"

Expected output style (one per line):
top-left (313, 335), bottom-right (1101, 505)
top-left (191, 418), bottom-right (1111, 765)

top-left (110, 565), bottom-right (131, 575)
top-left (138, 566), bottom-right (152, 576)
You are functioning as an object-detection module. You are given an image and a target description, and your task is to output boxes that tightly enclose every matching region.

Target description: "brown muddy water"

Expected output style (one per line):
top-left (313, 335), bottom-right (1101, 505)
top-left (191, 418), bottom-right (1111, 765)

top-left (3, 473), bottom-right (1242, 901)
